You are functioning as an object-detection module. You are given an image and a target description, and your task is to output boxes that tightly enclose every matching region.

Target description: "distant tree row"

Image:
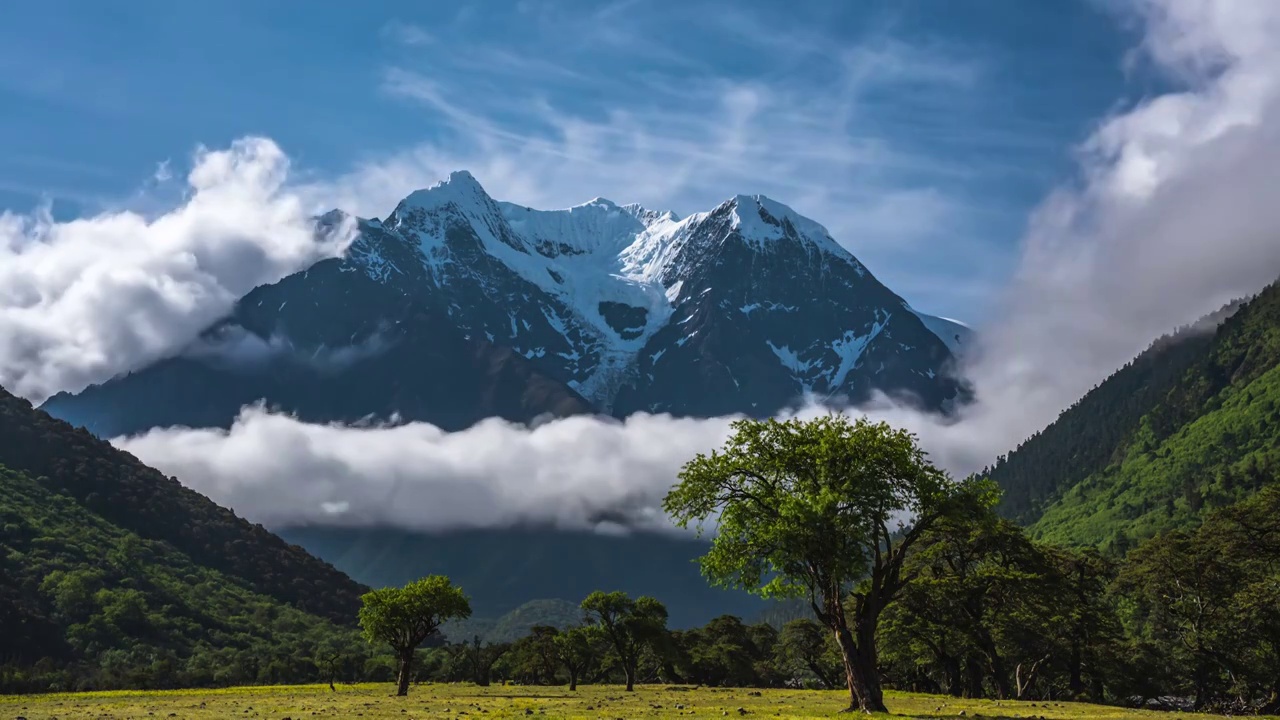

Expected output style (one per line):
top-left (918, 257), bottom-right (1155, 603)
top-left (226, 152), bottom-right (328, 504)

top-left (358, 484), bottom-right (1279, 715)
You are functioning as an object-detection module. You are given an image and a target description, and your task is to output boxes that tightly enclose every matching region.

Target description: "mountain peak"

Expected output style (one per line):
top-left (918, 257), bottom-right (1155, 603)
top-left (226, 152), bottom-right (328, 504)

top-left (713, 193), bottom-right (849, 262)
top-left (394, 170), bottom-right (493, 218)
top-left (445, 169), bottom-right (482, 187)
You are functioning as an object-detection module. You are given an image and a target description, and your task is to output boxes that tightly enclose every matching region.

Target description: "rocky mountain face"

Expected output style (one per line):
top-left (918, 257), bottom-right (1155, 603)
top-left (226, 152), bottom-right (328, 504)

top-left (44, 171), bottom-right (970, 434)
top-left (42, 252), bottom-right (593, 437)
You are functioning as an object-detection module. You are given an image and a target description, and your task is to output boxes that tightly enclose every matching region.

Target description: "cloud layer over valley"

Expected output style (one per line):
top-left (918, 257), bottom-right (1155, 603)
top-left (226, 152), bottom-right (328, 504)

top-left (116, 406), bottom-right (750, 534)
top-left (9, 1), bottom-right (1280, 535)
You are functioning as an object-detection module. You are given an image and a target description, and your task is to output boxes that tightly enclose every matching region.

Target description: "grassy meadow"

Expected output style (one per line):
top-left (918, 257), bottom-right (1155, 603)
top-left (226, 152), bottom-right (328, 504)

top-left (2, 684), bottom-right (1268, 720)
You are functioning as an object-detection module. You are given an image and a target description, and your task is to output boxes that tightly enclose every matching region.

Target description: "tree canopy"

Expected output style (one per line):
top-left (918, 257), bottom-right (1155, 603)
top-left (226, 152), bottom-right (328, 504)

top-left (580, 590), bottom-right (668, 692)
top-left (664, 414), bottom-right (985, 712)
top-left (359, 576), bottom-right (471, 696)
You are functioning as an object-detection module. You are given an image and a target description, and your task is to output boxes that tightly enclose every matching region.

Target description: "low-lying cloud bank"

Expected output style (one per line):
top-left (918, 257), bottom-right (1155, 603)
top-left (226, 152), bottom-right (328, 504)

top-left (0, 138), bottom-right (354, 403)
top-left (114, 406), bottom-right (762, 534)
top-left (22, 1), bottom-right (1280, 534)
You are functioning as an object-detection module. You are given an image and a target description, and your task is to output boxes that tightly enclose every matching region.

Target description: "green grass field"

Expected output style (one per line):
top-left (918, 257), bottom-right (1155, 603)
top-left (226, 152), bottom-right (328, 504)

top-left (1, 684), bottom-right (1266, 720)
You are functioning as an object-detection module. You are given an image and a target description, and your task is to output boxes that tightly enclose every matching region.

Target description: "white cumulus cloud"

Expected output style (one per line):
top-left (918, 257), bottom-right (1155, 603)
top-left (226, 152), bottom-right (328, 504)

top-left (0, 137), bottom-right (355, 403)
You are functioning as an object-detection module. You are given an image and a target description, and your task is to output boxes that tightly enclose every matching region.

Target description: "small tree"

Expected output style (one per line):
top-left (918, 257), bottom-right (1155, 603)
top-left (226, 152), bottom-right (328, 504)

top-left (313, 636), bottom-right (360, 691)
top-left (663, 415), bottom-right (984, 713)
top-left (504, 625), bottom-right (561, 685)
top-left (555, 625), bottom-right (605, 690)
top-left (581, 590), bottom-right (668, 691)
top-left (358, 575), bottom-right (471, 696)
top-left (464, 635), bottom-right (511, 687)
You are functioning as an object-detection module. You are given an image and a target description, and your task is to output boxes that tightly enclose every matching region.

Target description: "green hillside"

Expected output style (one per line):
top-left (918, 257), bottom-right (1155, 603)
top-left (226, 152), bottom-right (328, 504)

top-left (0, 386), bottom-right (379, 693)
top-left (991, 279), bottom-right (1280, 549)
top-left (443, 598), bottom-right (585, 644)
top-left (0, 463), bottom-right (364, 693)
top-left (0, 387), bottom-right (367, 623)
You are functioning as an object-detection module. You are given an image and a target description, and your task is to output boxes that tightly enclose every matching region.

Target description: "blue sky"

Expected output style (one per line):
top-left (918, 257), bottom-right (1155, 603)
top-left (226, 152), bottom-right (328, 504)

top-left (0, 0), bottom-right (1144, 321)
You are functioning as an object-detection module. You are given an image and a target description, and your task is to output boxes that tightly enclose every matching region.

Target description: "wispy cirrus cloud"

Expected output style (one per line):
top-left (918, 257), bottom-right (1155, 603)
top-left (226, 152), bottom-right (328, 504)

top-left (380, 20), bottom-right (435, 47)
top-left (309, 3), bottom-right (1019, 317)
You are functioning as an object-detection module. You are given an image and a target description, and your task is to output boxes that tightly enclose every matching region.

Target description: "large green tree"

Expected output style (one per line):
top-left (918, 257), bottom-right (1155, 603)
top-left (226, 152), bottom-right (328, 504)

top-left (358, 575), bottom-right (471, 696)
top-left (580, 590), bottom-right (668, 691)
top-left (663, 415), bottom-right (982, 713)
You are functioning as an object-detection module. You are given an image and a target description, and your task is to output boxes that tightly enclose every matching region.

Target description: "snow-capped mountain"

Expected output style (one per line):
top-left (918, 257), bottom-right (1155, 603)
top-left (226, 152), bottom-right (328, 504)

top-left (42, 171), bottom-right (969, 436)
top-left (341, 171), bottom-right (966, 413)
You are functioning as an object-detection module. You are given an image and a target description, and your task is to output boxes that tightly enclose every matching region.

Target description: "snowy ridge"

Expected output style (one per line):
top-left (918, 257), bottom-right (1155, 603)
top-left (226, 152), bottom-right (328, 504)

top-left (335, 171), bottom-right (968, 410)
top-left (724, 194), bottom-right (862, 272)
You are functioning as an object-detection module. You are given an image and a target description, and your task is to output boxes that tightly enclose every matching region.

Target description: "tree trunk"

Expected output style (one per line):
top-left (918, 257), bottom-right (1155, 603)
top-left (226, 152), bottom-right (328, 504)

top-left (854, 622), bottom-right (887, 713)
top-left (1068, 642), bottom-right (1084, 697)
top-left (1192, 658), bottom-right (1209, 711)
top-left (569, 668), bottom-right (579, 691)
top-left (991, 659), bottom-right (1012, 700)
top-left (806, 660), bottom-right (838, 690)
top-left (1090, 676), bottom-right (1104, 704)
top-left (396, 653), bottom-right (412, 697)
top-left (1015, 657), bottom-right (1048, 700)
top-left (980, 640), bottom-right (1011, 700)
top-left (964, 659), bottom-right (984, 698)
top-left (624, 663), bottom-right (635, 692)
top-left (833, 624), bottom-right (887, 713)
top-left (834, 626), bottom-right (861, 710)
top-left (943, 657), bottom-right (963, 697)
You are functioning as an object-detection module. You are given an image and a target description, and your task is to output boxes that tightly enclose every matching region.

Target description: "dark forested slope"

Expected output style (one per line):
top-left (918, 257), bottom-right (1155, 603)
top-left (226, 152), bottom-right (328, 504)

top-left (990, 282), bottom-right (1280, 549)
top-left (0, 463), bottom-right (365, 692)
top-left (0, 386), bottom-right (367, 623)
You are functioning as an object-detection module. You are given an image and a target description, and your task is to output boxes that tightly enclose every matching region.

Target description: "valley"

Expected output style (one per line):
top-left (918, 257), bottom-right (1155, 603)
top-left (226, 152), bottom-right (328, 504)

top-left (4, 1), bottom-right (1280, 712)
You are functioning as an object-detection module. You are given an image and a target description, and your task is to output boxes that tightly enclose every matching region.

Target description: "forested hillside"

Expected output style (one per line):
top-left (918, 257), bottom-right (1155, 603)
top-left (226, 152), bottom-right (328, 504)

top-left (990, 281), bottom-right (1279, 549)
top-left (0, 463), bottom-right (366, 692)
top-left (0, 385), bottom-right (384, 692)
top-left (0, 387), bottom-right (367, 622)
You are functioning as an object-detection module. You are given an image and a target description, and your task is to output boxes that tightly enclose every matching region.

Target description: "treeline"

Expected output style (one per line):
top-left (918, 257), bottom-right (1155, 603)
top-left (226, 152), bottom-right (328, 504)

top-left (350, 487), bottom-right (1275, 713)
top-left (6, 488), bottom-right (1277, 711)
